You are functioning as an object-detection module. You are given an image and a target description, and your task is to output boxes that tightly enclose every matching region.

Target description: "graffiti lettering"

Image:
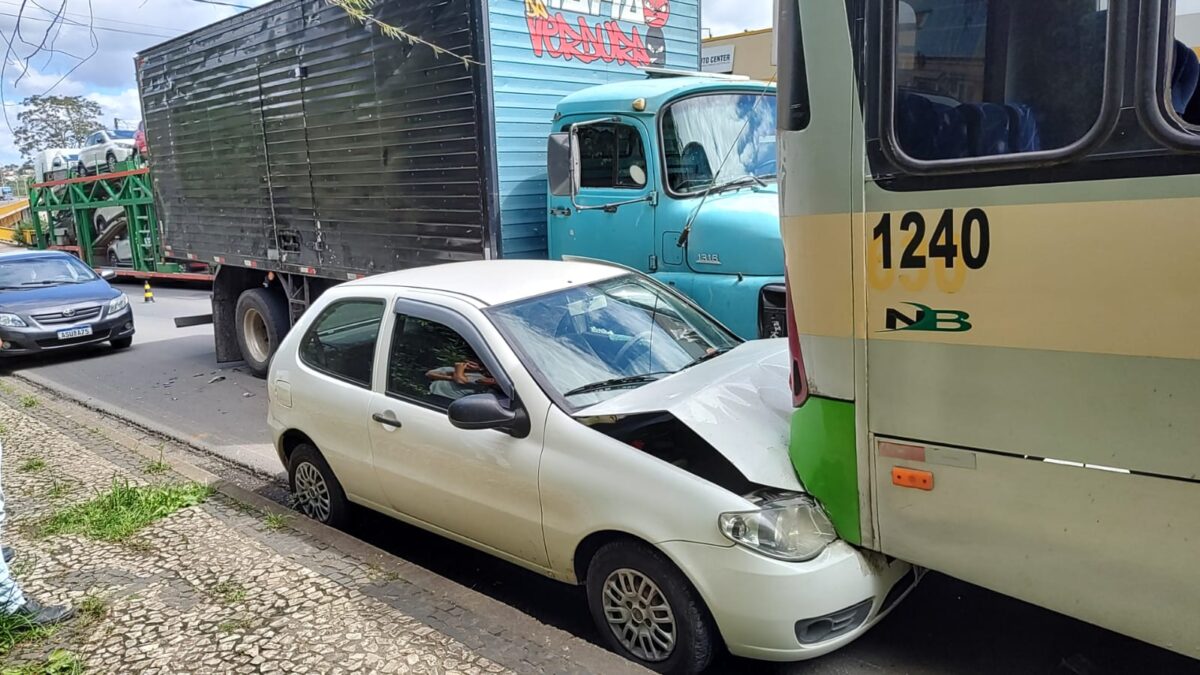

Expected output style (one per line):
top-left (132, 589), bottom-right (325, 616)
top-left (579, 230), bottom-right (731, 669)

top-left (527, 12), bottom-right (653, 67)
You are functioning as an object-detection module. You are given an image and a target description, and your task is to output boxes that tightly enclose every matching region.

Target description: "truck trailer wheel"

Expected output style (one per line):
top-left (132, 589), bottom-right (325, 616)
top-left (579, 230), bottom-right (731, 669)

top-left (235, 288), bottom-right (289, 377)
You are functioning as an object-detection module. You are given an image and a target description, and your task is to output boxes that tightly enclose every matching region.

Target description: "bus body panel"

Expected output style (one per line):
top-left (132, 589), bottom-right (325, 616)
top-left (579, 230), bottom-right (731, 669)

top-left (780, 0), bottom-right (1200, 659)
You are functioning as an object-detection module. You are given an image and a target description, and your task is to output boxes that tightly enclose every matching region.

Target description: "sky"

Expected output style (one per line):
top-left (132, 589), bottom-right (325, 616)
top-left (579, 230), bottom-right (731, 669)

top-left (0, 0), bottom-right (767, 165)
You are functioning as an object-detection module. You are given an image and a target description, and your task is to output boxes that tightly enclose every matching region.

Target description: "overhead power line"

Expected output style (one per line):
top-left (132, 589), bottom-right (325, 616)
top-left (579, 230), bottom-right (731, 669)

top-left (0, 10), bottom-right (175, 39)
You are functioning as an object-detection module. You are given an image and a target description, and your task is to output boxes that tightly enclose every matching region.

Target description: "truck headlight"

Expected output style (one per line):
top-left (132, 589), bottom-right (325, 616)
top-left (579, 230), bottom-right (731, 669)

top-left (108, 294), bottom-right (129, 314)
top-left (719, 494), bottom-right (837, 562)
top-left (0, 313), bottom-right (26, 327)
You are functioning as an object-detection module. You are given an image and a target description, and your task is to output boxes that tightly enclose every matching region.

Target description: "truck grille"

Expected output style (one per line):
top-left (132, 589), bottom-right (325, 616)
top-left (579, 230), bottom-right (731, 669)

top-left (759, 285), bottom-right (788, 339)
top-left (32, 306), bottom-right (102, 325)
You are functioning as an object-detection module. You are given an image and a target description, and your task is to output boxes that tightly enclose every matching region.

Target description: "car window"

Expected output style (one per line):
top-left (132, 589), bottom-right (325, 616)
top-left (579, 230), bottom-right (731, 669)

top-left (577, 123), bottom-right (647, 189)
top-left (298, 299), bottom-right (385, 387)
top-left (488, 274), bottom-right (740, 408)
top-left (86, 133), bottom-right (99, 146)
top-left (0, 256), bottom-right (97, 288)
top-left (386, 315), bottom-right (500, 410)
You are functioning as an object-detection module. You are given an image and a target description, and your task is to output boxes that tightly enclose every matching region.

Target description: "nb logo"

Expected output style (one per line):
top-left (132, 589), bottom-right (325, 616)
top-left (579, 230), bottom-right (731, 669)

top-left (883, 302), bottom-right (972, 333)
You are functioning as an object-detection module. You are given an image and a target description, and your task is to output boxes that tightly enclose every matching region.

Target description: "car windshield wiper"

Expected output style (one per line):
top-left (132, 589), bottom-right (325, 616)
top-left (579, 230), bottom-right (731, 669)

top-left (683, 347), bottom-right (734, 370)
top-left (19, 280), bottom-right (66, 286)
top-left (705, 175), bottom-right (765, 195)
top-left (564, 372), bottom-right (672, 398)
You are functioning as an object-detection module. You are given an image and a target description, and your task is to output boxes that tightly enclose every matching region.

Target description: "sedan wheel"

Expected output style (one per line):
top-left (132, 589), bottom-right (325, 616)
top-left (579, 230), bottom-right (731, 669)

top-left (287, 443), bottom-right (349, 528)
top-left (586, 540), bottom-right (716, 673)
top-left (602, 569), bottom-right (677, 662)
top-left (293, 461), bottom-right (331, 522)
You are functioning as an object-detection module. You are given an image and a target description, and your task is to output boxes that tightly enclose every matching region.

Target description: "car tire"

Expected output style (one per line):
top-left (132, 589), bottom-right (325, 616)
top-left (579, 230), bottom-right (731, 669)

top-left (586, 540), bottom-right (717, 674)
top-left (76, 162), bottom-right (87, 177)
top-left (107, 250), bottom-right (120, 267)
top-left (105, 152), bottom-right (118, 174)
top-left (110, 336), bottom-right (133, 350)
top-left (288, 443), bottom-right (350, 528)
top-left (234, 287), bottom-right (289, 378)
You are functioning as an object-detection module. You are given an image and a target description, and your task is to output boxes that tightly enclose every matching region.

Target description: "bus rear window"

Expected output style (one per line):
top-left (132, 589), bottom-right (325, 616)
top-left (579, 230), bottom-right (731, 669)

top-left (889, 0), bottom-right (1108, 162)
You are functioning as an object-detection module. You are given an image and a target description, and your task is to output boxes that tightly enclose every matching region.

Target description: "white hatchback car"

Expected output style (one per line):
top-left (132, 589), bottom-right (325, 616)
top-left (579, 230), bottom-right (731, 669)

top-left (268, 260), bottom-right (916, 673)
top-left (77, 129), bottom-right (137, 175)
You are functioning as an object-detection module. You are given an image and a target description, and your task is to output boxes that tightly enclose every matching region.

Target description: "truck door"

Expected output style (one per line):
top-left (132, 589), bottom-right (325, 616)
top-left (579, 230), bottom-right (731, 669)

top-left (547, 117), bottom-right (655, 271)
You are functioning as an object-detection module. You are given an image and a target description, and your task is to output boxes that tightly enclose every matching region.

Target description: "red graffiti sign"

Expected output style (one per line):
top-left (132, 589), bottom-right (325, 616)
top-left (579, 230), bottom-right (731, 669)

top-left (526, 12), bottom-right (652, 67)
top-left (524, 0), bottom-right (671, 68)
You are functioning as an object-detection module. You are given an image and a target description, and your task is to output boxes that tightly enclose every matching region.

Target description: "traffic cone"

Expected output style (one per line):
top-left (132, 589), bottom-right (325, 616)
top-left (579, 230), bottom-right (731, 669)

top-left (143, 280), bottom-right (155, 303)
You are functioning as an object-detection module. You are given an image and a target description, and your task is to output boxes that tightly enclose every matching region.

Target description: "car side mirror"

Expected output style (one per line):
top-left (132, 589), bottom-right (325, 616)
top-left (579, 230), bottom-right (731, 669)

top-left (100, 269), bottom-right (117, 280)
top-left (547, 132), bottom-right (580, 197)
top-left (447, 392), bottom-right (530, 438)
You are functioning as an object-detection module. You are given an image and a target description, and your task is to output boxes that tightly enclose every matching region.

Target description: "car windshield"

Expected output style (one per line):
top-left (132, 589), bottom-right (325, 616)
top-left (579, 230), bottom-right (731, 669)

top-left (110, 130), bottom-right (136, 139)
top-left (0, 256), bottom-right (97, 289)
top-left (661, 91), bottom-right (777, 194)
top-left (487, 274), bottom-right (740, 408)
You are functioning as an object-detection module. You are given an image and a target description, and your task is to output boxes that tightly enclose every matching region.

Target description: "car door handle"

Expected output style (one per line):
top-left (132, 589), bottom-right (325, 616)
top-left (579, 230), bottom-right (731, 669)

top-left (372, 412), bottom-right (401, 428)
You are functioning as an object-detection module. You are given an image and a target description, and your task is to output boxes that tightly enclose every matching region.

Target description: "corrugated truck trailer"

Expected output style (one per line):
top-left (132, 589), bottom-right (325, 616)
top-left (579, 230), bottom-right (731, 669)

top-left (139, 1), bottom-right (787, 375)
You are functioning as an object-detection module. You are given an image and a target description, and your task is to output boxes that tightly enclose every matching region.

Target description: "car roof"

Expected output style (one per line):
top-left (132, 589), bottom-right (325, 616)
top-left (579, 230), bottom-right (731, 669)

top-left (346, 260), bottom-right (628, 306)
top-left (0, 250), bottom-right (72, 261)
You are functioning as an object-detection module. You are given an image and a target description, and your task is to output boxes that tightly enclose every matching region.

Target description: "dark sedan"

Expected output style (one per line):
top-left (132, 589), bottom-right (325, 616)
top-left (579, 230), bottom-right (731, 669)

top-left (0, 251), bottom-right (134, 356)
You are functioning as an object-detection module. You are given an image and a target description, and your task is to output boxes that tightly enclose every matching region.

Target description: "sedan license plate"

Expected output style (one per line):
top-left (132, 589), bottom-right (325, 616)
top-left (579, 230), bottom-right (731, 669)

top-left (56, 326), bottom-right (93, 340)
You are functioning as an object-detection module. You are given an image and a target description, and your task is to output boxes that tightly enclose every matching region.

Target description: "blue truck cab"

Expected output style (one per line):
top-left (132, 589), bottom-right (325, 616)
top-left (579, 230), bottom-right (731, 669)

top-left (545, 76), bottom-right (786, 339)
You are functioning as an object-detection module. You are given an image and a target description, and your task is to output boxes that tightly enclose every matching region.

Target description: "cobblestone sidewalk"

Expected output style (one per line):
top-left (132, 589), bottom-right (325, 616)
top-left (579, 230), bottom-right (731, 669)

top-left (0, 380), bottom-right (642, 675)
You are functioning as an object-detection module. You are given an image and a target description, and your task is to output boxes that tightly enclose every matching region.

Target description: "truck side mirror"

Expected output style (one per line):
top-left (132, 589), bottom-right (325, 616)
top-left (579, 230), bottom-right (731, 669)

top-left (547, 132), bottom-right (579, 197)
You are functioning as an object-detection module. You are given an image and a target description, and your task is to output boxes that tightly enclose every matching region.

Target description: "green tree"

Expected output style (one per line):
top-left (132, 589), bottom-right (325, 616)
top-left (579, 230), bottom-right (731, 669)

top-left (12, 95), bottom-right (103, 159)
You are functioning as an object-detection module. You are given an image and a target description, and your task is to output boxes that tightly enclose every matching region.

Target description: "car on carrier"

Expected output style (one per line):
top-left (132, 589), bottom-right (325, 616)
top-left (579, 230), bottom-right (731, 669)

top-left (77, 129), bottom-right (137, 175)
top-left (267, 259), bottom-right (917, 674)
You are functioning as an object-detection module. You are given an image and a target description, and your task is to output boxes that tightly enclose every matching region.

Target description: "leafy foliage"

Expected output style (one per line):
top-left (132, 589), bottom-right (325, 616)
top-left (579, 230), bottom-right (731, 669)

top-left (327, 0), bottom-right (480, 67)
top-left (12, 96), bottom-right (103, 160)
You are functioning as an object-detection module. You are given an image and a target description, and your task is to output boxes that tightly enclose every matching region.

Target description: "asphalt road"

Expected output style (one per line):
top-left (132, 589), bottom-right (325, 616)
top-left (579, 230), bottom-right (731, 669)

top-left (6, 284), bottom-right (1197, 674)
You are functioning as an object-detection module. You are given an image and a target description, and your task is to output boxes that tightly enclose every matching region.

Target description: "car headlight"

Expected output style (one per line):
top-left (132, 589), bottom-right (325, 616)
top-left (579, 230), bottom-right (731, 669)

top-left (108, 294), bottom-right (129, 314)
top-left (0, 313), bottom-right (26, 328)
top-left (719, 492), bottom-right (837, 562)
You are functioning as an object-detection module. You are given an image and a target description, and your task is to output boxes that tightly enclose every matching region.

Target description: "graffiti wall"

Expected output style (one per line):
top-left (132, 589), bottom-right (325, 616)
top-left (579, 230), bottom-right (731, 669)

top-left (486, 0), bottom-right (700, 259)
top-left (523, 0), bottom-right (675, 68)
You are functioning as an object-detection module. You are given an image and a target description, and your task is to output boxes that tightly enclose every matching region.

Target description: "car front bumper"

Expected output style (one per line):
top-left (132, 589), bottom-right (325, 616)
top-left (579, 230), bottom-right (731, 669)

top-left (659, 539), bottom-right (919, 661)
top-left (0, 309), bottom-right (135, 355)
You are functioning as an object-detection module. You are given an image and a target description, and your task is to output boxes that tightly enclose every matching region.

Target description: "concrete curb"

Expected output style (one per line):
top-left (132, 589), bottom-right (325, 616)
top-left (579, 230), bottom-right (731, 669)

top-left (7, 374), bottom-right (648, 675)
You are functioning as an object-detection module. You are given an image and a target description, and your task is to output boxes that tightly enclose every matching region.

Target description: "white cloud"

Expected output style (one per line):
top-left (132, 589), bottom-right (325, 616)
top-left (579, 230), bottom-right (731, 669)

top-left (0, 0), bottom-right (268, 162)
top-left (703, 0), bottom-right (772, 38)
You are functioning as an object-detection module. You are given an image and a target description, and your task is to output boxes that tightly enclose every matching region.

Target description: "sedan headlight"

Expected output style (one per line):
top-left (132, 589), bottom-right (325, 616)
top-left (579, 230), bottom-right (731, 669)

top-left (719, 493), bottom-right (837, 562)
top-left (0, 313), bottom-right (26, 328)
top-left (108, 294), bottom-right (129, 314)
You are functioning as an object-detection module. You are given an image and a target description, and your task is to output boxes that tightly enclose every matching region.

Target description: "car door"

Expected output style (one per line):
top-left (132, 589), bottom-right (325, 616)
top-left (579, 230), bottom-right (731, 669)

top-left (287, 294), bottom-right (392, 507)
top-left (366, 295), bottom-right (550, 568)
top-left (547, 117), bottom-right (655, 271)
top-left (80, 134), bottom-right (99, 168)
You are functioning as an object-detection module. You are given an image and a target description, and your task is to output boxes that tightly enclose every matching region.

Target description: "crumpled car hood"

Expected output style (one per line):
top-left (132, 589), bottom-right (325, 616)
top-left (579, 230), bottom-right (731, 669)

top-left (575, 339), bottom-right (803, 492)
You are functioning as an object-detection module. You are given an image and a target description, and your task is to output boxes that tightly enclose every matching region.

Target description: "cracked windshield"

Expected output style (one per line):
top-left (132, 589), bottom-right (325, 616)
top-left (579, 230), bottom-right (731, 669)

top-left (662, 91), bottom-right (777, 193)
top-left (488, 274), bottom-right (738, 408)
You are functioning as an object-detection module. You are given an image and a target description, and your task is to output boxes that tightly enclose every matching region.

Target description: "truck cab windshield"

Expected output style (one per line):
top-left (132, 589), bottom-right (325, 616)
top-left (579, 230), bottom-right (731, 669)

top-left (661, 91), bottom-right (778, 195)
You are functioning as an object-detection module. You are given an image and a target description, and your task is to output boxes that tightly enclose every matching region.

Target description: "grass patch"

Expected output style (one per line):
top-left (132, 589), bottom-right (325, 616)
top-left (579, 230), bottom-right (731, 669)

top-left (142, 460), bottom-right (170, 476)
top-left (39, 479), bottom-right (212, 542)
top-left (0, 612), bottom-right (54, 659)
top-left (262, 512), bottom-right (291, 531)
top-left (209, 581), bottom-right (247, 605)
top-left (217, 618), bottom-right (252, 634)
top-left (17, 458), bottom-right (45, 473)
top-left (0, 648), bottom-right (83, 674)
top-left (76, 595), bottom-right (108, 626)
top-left (18, 395), bottom-right (37, 408)
top-left (46, 481), bottom-right (72, 500)
top-left (0, 424), bottom-right (7, 435)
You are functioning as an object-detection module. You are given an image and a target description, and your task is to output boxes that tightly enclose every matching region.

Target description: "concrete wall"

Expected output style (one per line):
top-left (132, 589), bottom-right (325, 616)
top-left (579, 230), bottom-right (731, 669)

top-left (702, 28), bottom-right (774, 80)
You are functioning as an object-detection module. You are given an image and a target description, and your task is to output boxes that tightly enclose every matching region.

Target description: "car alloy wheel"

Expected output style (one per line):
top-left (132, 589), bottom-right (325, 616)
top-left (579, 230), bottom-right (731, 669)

top-left (293, 461), bottom-right (331, 522)
top-left (601, 568), bottom-right (677, 662)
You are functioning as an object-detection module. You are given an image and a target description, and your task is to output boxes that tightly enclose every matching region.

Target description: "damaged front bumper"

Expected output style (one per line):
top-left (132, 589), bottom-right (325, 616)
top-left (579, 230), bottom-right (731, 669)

top-left (659, 539), bottom-right (920, 661)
